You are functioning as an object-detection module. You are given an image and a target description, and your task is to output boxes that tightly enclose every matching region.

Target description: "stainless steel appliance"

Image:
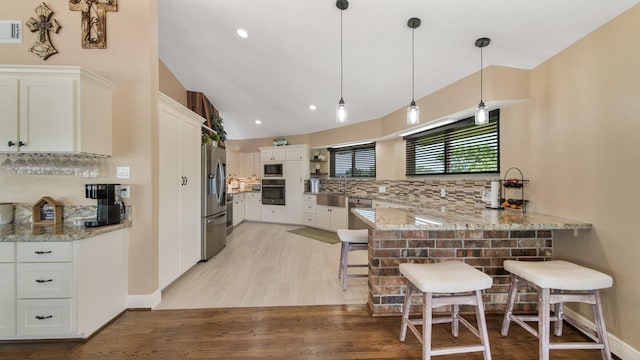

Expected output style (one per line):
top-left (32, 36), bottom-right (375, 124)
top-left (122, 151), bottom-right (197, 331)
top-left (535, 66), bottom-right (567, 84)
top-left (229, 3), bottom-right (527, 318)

top-left (201, 144), bottom-right (227, 261)
top-left (261, 179), bottom-right (285, 205)
top-left (310, 177), bottom-right (321, 193)
top-left (226, 193), bottom-right (233, 234)
top-left (263, 163), bottom-right (284, 177)
top-left (348, 197), bottom-right (372, 229)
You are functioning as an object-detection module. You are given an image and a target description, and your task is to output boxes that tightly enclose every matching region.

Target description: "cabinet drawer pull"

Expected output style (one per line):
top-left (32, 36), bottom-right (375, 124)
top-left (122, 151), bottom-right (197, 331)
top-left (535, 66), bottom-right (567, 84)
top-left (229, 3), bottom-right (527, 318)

top-left (34, 250), bottom-right (53, 255)
top-left (35, 315), bottom-right (53, 320)
top-left (36, 279), bottom-right (54, 283)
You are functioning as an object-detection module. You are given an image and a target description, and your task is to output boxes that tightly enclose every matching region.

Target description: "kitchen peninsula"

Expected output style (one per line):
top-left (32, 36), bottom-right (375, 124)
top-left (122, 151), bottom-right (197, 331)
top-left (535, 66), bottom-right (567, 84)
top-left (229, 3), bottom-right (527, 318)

top-left (352, 205), bottom-right (591, 316)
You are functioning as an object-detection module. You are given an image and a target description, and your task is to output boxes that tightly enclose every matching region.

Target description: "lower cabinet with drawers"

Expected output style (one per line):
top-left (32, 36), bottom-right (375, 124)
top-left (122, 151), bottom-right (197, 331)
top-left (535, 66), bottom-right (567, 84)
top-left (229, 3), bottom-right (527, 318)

top-left (0, 228), bottom-right (128, 340)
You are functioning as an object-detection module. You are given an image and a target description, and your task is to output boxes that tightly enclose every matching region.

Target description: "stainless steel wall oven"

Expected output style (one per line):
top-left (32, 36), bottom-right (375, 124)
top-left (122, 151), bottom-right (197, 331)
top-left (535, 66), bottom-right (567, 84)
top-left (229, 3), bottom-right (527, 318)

top-left (261, 179), bottom-right (285, 205)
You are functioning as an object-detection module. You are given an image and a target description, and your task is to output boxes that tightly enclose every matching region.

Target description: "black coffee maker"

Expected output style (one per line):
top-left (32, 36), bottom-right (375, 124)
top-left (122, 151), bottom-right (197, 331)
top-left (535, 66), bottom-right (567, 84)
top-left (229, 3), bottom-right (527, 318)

top-left (84, 184), bottom-right (122, 227)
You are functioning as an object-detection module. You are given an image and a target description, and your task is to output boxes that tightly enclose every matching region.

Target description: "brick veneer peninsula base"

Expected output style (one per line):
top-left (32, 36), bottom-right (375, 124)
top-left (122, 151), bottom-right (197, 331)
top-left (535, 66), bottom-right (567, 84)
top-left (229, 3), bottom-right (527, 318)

top-left (367, 228), bottom-right (552, 316)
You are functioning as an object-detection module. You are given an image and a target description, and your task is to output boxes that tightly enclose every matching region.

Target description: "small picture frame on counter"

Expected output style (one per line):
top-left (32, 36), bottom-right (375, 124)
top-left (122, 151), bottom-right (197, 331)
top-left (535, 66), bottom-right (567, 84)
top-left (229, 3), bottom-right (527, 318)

top-left (32, 196), bottom-right (63, 224)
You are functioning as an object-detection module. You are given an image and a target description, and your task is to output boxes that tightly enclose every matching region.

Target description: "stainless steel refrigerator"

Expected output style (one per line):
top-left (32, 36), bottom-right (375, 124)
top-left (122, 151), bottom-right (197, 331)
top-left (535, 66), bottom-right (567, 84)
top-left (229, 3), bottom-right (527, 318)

top-left (201, 144), bottom-right (226, 260)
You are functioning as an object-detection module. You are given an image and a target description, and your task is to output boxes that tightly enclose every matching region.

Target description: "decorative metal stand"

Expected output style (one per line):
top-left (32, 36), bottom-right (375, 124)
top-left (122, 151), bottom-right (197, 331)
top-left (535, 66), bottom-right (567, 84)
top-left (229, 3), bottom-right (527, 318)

top-left (501, 167), bottom-right (529, 213)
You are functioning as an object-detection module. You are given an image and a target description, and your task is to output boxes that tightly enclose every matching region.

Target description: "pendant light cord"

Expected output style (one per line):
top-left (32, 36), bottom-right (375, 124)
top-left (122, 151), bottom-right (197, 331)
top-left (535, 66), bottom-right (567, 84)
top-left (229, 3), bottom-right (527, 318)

top-left (411, 27), bottom-right (415, 101)
top-left (480, 46), bottom-right (483, 102)
top-left (339, 8), bottom-right (344, 100)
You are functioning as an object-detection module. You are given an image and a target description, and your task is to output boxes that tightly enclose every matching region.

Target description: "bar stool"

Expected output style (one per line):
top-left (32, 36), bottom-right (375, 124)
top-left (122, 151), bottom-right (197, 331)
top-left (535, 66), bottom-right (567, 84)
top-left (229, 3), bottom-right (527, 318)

top-left (501, 260), bottom-right (613, 360)
top-left (399, 261), bottom-right (493, 360)
top-left (337, 229), bottom-right (368, 291)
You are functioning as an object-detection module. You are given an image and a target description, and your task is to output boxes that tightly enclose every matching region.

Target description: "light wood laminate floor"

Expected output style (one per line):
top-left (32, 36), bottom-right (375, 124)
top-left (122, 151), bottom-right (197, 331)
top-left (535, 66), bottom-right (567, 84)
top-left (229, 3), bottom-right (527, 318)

top-left (155, 222), bottom-right (368, 309)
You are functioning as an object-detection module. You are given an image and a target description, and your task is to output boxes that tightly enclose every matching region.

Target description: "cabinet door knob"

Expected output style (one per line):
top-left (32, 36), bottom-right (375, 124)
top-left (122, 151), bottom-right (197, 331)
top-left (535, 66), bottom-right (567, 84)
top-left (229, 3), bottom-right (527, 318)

top-left (18, 141), bottom-right (25, 147)
top-left (7, 141), bottom-right (15, 147)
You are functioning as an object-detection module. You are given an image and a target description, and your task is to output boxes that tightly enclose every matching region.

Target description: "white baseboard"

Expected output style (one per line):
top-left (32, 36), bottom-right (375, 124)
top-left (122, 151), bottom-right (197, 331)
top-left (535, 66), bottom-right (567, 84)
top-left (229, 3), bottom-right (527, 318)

top-left (564, 308), bottom-right (640, 360)
top-left (126, 290), bottom-right (162, 309)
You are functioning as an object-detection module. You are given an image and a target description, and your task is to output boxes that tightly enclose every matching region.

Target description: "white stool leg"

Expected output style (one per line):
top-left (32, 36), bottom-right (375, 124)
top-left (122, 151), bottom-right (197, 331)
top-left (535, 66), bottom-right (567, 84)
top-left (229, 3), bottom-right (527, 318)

top-left (423, 291), bottom-right (433, 360)
top-left (400, 283), bottom-right (414, 342)
top-left (592, 290), bottom-right (612, 360)
top-left (451, 304), bottom-right (459, 337)
top-left (553, 302), bottom-right (564, 337)
top-left (475, 290), bottom-right (492, 360)
top-left (341, 243), bottom-right (350, 291)
top-left (338, 242), bottom-right (346, 279)
top-left (501, 274), bottom-right (520, 336)
top-left (538, 287), bottom-right (551, 360)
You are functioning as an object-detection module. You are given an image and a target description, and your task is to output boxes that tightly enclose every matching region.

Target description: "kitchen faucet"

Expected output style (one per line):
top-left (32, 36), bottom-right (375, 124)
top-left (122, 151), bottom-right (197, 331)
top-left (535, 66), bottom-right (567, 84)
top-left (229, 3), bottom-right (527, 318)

top-left (341, 175), bottom-right (347, 194)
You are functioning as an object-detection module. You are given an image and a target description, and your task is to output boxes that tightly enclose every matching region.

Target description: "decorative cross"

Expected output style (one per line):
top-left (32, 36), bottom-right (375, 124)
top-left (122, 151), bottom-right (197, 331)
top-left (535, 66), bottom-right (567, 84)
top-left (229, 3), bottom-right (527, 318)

top-left (26, 3), bottom-right (62, 60)
top-left (69, 0), bottom-right (118, 49)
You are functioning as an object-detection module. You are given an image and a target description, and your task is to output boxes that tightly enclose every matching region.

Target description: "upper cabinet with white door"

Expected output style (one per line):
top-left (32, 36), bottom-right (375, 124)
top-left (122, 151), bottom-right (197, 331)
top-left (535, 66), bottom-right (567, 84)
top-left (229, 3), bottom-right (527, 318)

top-left (260, 147), bottom-right (286, 162)
top-left (0, 65), bottom-right (115, 155)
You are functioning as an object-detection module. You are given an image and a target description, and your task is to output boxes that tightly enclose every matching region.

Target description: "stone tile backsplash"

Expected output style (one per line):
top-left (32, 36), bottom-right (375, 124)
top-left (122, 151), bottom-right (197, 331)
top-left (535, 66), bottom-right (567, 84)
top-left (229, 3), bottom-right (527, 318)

top-left (307, 178), bottom-right (494, 207)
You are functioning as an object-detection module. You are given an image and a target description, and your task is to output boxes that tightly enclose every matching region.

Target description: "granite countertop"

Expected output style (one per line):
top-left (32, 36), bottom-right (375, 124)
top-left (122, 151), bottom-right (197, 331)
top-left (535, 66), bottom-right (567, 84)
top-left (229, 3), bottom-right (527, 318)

top-left (0, 221), bottom-right (131, 242)
top-left (352, 205), bottom-right (592, 231)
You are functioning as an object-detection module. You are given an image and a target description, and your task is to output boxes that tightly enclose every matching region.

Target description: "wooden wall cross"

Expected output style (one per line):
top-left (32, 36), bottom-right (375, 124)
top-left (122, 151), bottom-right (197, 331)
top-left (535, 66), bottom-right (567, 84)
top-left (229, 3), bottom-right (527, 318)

top-left (26, 3), bottom-right (62, 60)
top-left (69, 0), bottom-right (118, 49)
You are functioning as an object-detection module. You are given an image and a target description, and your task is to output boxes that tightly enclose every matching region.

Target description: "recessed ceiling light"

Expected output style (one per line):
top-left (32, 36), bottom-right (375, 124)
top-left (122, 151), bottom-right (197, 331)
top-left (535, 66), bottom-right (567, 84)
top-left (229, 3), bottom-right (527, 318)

top-left (236, 28), bottom-right (248, 38)
top-left (255, 119), bottom-right (262, 125)
top-left (308, 105), bottom-right (317, 110)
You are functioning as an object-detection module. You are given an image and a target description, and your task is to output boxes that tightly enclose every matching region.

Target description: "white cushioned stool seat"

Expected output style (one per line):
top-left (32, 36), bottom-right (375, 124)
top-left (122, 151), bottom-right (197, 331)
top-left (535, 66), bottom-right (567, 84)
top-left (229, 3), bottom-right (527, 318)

top-left (399, 261), bottom-right (492, 360)
top-left (503, 260), bottom-right (613, 290)
top-left (501, 260), bottom-right (613, 360)
top-left (337, 229), bottom-right (368, 243)
top-left (400, 261), bottom-right (493, 293)
top-left (337, 229), bottom-right (369, 290)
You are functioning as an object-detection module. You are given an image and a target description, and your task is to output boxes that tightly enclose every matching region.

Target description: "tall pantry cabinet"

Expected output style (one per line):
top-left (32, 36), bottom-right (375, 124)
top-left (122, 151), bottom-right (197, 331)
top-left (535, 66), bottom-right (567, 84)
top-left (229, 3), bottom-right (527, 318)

top-left (158, 93), bottom-right (202, 289)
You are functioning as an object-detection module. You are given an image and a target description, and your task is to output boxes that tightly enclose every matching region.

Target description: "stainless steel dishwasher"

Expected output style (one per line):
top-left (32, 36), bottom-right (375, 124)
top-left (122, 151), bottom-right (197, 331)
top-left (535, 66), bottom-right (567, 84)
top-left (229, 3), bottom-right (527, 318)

top-left (348, 197), bottom-right (372, 229)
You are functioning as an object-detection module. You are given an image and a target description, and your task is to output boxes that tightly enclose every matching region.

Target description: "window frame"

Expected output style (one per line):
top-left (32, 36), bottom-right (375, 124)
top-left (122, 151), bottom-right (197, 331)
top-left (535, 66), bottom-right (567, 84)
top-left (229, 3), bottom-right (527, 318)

top-left (404, 110), bottom-right (500, 176)
top-left (329, 142), bottom-right (376, 178)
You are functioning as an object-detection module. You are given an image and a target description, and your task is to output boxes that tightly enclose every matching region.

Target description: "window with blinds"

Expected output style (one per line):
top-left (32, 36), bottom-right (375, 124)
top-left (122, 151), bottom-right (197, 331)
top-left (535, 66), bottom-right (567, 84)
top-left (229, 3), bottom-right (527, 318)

top-left (405, 110), bottom-right (499, 176)
top-left (329, 143), bottom-right (376, 177)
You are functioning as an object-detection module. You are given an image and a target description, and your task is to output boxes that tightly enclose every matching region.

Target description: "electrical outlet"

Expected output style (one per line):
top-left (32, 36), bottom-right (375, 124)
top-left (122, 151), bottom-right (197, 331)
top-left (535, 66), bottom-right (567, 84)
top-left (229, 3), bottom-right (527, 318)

top-left (379, 186), bottom-right (386, 193)
top-left (120, 185), bottom-right (130, 198)
top-left (116, 166), bottom-right (130, 179)
top-left (440, 188), bottom-right (446, 198)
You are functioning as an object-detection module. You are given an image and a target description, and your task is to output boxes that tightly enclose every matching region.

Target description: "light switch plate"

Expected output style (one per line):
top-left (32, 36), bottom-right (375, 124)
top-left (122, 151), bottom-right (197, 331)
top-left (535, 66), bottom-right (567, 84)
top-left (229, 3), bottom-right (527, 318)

top-left (116, 166), bottom-right (130, 179)
top-left (379, 186), bottom-right (386, 193)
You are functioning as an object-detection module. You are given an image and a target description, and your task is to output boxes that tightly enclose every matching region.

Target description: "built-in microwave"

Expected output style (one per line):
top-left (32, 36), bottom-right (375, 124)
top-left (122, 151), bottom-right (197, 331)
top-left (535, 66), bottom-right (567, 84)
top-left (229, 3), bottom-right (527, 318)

top-left (263, 163), bottom-right (284, 177)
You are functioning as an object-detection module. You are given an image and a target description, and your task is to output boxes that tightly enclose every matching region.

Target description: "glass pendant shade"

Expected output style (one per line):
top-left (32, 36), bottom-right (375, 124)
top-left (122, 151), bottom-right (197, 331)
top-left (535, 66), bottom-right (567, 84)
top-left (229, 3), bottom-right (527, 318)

top-left (336, 98), bottom-right (348, 124)
top-left (407, 100), bottom-right (420, 125)
top-left (475, 101), bottom-right (489, 125)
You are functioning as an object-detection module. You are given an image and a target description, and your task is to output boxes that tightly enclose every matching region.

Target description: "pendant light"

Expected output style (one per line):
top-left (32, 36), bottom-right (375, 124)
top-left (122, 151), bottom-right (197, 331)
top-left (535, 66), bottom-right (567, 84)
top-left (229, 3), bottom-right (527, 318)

top-left (336, 0), bottom-right (349, 124)
top-left (406, 17), bottom-right (421, 125)
top-left (475, 37), bottom-right (491, 125)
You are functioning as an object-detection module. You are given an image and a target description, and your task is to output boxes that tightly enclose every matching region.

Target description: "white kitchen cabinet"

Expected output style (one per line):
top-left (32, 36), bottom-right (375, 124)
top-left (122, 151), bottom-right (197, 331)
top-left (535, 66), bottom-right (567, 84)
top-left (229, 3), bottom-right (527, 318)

top-left (233, 193), bottom-right (245, 226)
top-left (2, 230), bottom-right (128, 340)
top-left (303, 194), bottom-right (317, 227)
top-left (285, 160), bottom-right (305, 225)
top-left (226, 149), bottom-right (239, 177)
top-left (245, 192), bottom-right (262, 221)
top-left (316, 205), bottom-right (347, 232)
top-left (262, 205), bottom-right (286, 223)
top-left (285, 146), bottom-right (307, 161)
top-left (0, 66), bottom-right (115, 155)
top-left (240, 152), bottom-right (260, 177)
top-left (158, 93), bottom-right (202, 290)
top-left (0, 243), bottom-right (15, 337)
top-left (260, 147), bottom-right (286, 162)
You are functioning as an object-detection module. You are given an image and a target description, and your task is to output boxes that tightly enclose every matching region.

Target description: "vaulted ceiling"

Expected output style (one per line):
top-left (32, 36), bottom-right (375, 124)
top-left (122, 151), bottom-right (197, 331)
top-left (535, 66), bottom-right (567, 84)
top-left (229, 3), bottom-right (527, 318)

top-left (159, 0), bottom-right (639, 140)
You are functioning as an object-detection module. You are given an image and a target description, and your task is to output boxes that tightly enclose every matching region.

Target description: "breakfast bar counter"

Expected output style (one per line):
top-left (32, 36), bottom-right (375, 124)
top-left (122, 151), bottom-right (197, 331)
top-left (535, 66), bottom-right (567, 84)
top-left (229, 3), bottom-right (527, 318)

top-left (0, 221), bottom-right (131, 242)
top-left (351, 206), bottom-right (591, 316)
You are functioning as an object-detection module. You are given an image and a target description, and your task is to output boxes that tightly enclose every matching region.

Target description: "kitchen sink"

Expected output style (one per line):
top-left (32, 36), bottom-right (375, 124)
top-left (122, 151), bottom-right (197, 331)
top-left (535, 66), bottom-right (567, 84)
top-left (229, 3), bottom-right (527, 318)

top-left (316, 193), bottom-right (347, 207)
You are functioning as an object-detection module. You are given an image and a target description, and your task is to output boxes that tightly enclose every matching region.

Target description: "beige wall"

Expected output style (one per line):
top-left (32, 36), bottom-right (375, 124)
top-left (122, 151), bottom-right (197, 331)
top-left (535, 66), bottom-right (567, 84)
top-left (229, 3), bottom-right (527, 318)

top-left (159, 60), bottom-right (187, 107)
top-left (0, 0), bottom-right (160, 295)
top-left (502, 5), bottom-right (640, 350)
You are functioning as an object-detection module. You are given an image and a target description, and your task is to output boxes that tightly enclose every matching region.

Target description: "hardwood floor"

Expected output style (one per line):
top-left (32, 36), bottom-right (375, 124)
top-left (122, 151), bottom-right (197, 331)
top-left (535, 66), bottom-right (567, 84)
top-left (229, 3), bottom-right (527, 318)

top-left (156, 222), bottom-right (368, 309)
top-left (0, 306), bottom-right (611, 360)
